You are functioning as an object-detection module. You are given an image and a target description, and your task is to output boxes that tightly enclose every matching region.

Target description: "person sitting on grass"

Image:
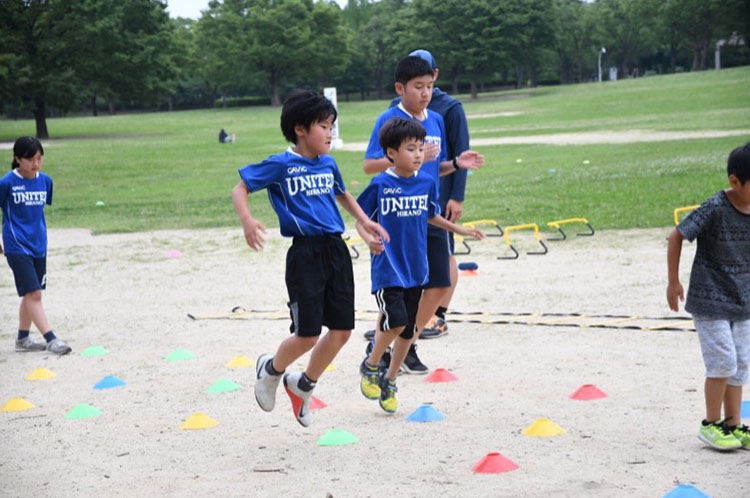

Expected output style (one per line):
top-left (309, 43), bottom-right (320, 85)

top-left (231, 89), bottom-right (388, 427)
top-left (0, 137), bottom-right (72, 355)
top-left (667, 141), bottom-right (750, 451)
top-left (356, 117), bottom-right (483, 413)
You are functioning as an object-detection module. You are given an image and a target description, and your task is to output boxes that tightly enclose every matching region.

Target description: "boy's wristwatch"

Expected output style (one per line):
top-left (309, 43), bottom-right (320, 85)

top-left (452, 157), bottom-right (459, 170)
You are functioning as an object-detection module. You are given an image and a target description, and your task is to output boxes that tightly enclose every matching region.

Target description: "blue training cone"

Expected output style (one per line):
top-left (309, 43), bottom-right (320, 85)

top-left (406, 404), bottom-right (446, 423)
top-left (93, 375), bottom-right (126, 390)
top-left (741, 400), bottom-right (750, 419)
top-left (660, 485), bottom-right (712, 498)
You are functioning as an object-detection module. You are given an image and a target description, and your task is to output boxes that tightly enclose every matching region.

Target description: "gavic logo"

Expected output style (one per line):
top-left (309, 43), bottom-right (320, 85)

top-left (383, 187), bottom-right (402, 194)
top-left (287, 166), bottom-right (308, 174)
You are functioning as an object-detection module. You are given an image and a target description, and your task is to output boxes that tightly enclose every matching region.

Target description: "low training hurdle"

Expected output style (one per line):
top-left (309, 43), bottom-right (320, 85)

top-left (673, 205), bottom-right (700, 226)
top-left (499, 223), bottom-right (548, 260)
top-left (458, 219), bottom-right (504, 254)
top-left (546, 218), bottom-right (595, 241)
top-left (345, 235), bottom-right (363, 259)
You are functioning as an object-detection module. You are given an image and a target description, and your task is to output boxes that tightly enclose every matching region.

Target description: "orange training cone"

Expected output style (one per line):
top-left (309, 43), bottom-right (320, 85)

top-left (570, 384), bottom-right (607, 400)
top-left (472, 452), bottom-right (519, 474)
top-left (310, 396), bottom-right (327, 410)
top-left (425, 368), bottom-right (459, 383)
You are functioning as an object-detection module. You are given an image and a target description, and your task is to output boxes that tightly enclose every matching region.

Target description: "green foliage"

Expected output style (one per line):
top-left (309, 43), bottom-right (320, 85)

top-left (0, 67), bottom-right (746, 234)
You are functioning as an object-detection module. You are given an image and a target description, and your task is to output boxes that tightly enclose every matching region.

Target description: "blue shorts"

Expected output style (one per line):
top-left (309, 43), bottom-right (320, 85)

top-left (425, 227), bottom-right (451, 289)
top-left (6, 253), bottom-right (47, 297)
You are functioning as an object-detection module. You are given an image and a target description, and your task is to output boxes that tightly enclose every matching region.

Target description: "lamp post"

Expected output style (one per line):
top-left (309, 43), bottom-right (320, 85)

top-left (598, 47), bottom-right (606, 82)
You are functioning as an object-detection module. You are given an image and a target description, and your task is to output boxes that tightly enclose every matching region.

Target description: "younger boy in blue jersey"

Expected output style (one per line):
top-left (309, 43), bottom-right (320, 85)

top-left (356, 118), bottom-right (483, 413)
top-left (363, 55), bottom-right (484, 374)
top-left (667, 142), bottom-right (750, 450)
top-left (1, 137), bottom-right (71, 355)
top-left (232, 89), bottom-right (389, 427)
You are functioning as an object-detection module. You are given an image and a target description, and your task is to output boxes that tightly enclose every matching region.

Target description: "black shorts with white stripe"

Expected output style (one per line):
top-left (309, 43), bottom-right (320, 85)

top-left (374, 286), bottom-right (423, 339)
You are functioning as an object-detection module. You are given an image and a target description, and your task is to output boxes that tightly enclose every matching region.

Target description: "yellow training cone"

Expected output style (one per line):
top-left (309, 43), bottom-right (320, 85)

top-left (325, 364), bottom-right (336, 372)
top-left (179, 413), bottom-right (219, 430)
top-left (225, 355), bottom-right (254, 369)
top-left (522, 417), bottom-right (566, 437)
top-left (2, 397), bottom-right (35, 412)
top-left (26, 367), bottom-right (57, 380)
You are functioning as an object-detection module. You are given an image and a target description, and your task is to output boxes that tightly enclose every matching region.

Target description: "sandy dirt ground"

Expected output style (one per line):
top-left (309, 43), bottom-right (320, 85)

top-left (0, 226), bottom-right (747, 498)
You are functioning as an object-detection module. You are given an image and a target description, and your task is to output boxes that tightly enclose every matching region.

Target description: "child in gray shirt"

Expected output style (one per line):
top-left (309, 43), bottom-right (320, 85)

top-left (667, 142), bottom-right (750, 451)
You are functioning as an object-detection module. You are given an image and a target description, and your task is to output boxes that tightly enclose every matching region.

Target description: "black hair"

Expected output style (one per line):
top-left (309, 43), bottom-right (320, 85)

top-left (379, 118), bottom-right (426, 161)
top-left (12, 136), bottom-right (44, 170)
top-left (394, 56), bottom-right (434, 85)
top-left (280, 89), bottom-right (337, 144)
top-left (728, 142), bottom-right (750, 184)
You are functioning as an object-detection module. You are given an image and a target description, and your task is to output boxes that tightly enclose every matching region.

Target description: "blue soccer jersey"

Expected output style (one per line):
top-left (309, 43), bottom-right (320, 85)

top-left (238, 148), bottom-right (346, 237)
top-left (365, 103), bottom-right (447, 198)
top-left (357, 168), bottom-right (440, 292)
top-left (0, 170), bottom-right (53, 257)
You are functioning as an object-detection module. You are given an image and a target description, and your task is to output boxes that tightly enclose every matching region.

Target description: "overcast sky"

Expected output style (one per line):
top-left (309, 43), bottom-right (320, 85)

top-left (166, 0), bottom-right (347, 19)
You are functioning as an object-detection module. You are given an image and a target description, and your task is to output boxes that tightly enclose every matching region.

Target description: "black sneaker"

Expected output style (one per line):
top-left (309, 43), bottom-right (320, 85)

top-left (364, 338), bottom-right (391, 371)
top-left (363, 329), bottom-right (375, 341)
top-left (400, 344), bottom-right (428, 375)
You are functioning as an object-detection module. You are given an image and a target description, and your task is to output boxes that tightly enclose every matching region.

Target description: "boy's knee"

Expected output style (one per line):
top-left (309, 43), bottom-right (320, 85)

top-left (331, 330), bottom-right (351, 345)
top-left (22, 290), bottom-right (43, 302)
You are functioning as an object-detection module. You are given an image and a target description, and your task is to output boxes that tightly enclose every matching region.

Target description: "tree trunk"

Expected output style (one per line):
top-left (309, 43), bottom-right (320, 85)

top-left (91, 94), bottom-right (98, 117)
top-left (107, 98), bottom-right (116, 115)
top-left (375, 66), bottom-right (384, 100)
top-left (515, 65), bottom-right (523, 88)
top-left (270, 72), bottom-right (282, 107)
top-left (669, 42), bottom-right (677, 73)
top-left (360, 87), bottom-right (366, 101)
top-left (33, 98), bottom-right (49, 139)
top-left (470, 79), bottom-right (478, 99)
top-left (168, 95), bottom-right (173, 112)
top-left (452, 75), bottom-right (458, 95)
top-left (530, 66), bottom-right (538, 88)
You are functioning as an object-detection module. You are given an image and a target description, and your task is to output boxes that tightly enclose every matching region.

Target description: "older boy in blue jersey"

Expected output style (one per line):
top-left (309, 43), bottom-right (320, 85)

top-left (232, 89), bottom-right (388, 427)
top-left (356, 118), bottom-right (483, 413)
top-left (363, 55), bottom-right (484, 373)
top-left (667, 142), bottom-right (750, 450)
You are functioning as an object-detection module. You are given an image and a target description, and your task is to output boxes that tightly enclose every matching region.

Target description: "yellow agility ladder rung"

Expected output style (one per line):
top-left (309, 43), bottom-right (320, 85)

top-left (673, 205), bottom-right (700, 226)
top-left (547, 218), bottom-right (595, 240)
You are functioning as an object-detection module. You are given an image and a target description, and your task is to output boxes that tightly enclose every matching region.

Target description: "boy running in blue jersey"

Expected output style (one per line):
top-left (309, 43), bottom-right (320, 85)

top-left (232, 89), bottom-right (389, 427)
top-left (356, 118), bottom-right (483, 413)
top-left (363, 55), bottom-right (484, 373)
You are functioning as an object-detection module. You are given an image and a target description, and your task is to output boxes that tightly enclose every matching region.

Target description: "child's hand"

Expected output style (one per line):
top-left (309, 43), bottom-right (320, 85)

top-left (666, 281), bottom-right (684, 311)
top-left (424, 142), bottom-right (440, 162)
top-left (458, 227), bottom-right (484, 240)
top-left (366, 235), bottom-right (385, 255)
top-left (242, 218), bottom-right (266, 251)
top-left (456, 150), bottom-right (485, 171)
top-left (361, 219), bottom-right (390, 244)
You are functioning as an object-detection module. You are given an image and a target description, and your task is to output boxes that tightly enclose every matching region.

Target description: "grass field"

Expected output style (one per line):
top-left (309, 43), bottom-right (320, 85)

top-left (0, 66), bottom-right (748, 234)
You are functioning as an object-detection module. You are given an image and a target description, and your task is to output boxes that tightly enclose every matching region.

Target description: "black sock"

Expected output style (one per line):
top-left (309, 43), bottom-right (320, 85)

top-left (297, 373), bottom-right (316, 392)
top-left (435, 306), bottom-right (447, 320)
top-left (265, 358), bottom-right (283, 376)
top-left (43, 330), bottom-right (56, 343)
top-left (17, 330), bottom-right (30, 341)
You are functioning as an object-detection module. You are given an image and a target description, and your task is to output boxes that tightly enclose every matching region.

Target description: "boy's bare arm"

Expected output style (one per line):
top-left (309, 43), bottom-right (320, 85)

top-left (232, 181), bottom-right (266, 251)
top-left (428, 215), bottom-right (484, 240)
top-left (336, 192), bottom-right (390, 243)
top-left (363, 158), bottom-right (392, 175)
top-left (666, 228), bottom-right (685, 311)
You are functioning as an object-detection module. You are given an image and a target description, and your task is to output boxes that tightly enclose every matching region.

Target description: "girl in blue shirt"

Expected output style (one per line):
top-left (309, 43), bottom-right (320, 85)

top-left (1, 137), bottom-right (71, 355)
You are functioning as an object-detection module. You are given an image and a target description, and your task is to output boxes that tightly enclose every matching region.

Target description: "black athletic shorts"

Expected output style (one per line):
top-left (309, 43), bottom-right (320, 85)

top-left (425, 226), bottom-right (451, 289)
top-left (6, 253), bottom-right (46, 297)
top-left (285, 234), bottom-right (355, 337)
top-left (375, 286), bottom-right (423, 340)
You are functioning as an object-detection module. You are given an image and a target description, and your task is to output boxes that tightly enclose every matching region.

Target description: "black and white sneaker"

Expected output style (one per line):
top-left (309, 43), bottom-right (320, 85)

top-left (400, 344), bottom-right (428, 375)
top-left (363, 329), bottom-right (375, 341)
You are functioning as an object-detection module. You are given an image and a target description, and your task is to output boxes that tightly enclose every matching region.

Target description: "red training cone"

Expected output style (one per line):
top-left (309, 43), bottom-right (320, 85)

top-left (310, 396), bottom-right (327, 410)
top-left (460, 270), bottom-right (479, 277)
top-left (570, 384), bottom-right (607, 400)
top-left (425, 368), bottom-right (459, 383)
top-left (472, 452), bottom-right (519, 474)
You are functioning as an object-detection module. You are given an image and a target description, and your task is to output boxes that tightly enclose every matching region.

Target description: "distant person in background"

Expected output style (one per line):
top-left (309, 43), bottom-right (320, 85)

top-left (0, 137), bottom-right (72, 355)
top-left (219, 128), bottom-right (235, 143)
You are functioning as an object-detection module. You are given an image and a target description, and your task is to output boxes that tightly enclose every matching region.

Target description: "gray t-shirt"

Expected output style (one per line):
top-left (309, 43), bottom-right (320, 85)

top-left (677, 190), bottom-right (750, 320)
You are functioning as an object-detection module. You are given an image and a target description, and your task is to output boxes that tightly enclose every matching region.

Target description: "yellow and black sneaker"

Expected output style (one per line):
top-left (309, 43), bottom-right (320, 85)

top-left (378, 376), bottom-right (398, 413)
top-left (359, 359), bottom-right (381, 400)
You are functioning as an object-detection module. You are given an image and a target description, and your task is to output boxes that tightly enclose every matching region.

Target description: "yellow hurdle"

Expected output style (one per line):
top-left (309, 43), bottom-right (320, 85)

top-left (673, 205), bottom-right (700, 226)
top-left (344, 235), bottom-right (363, 259)
top-left (459, 219), bottom-right (504, 254)
top-left (499, 223), bottom-right (548, 259)
top-left (546, 218), bottom-right (595, 240)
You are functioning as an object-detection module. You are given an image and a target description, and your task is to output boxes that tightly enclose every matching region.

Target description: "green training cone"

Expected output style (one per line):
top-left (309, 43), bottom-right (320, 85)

top-left (208, 378), bottom-right (242, 393)
top-left (317, 429), bottom-right (358, 447)
top-left (65, 403), bottom-right (102, 419)
top-left (81, 345), bottom-right (110, 357)
top-left (166, 349), bottom-right (196, 361)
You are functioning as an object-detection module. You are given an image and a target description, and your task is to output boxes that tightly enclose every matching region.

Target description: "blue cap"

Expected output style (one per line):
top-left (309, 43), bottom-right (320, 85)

top-left (409, 49), bottom-right (436, 69)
